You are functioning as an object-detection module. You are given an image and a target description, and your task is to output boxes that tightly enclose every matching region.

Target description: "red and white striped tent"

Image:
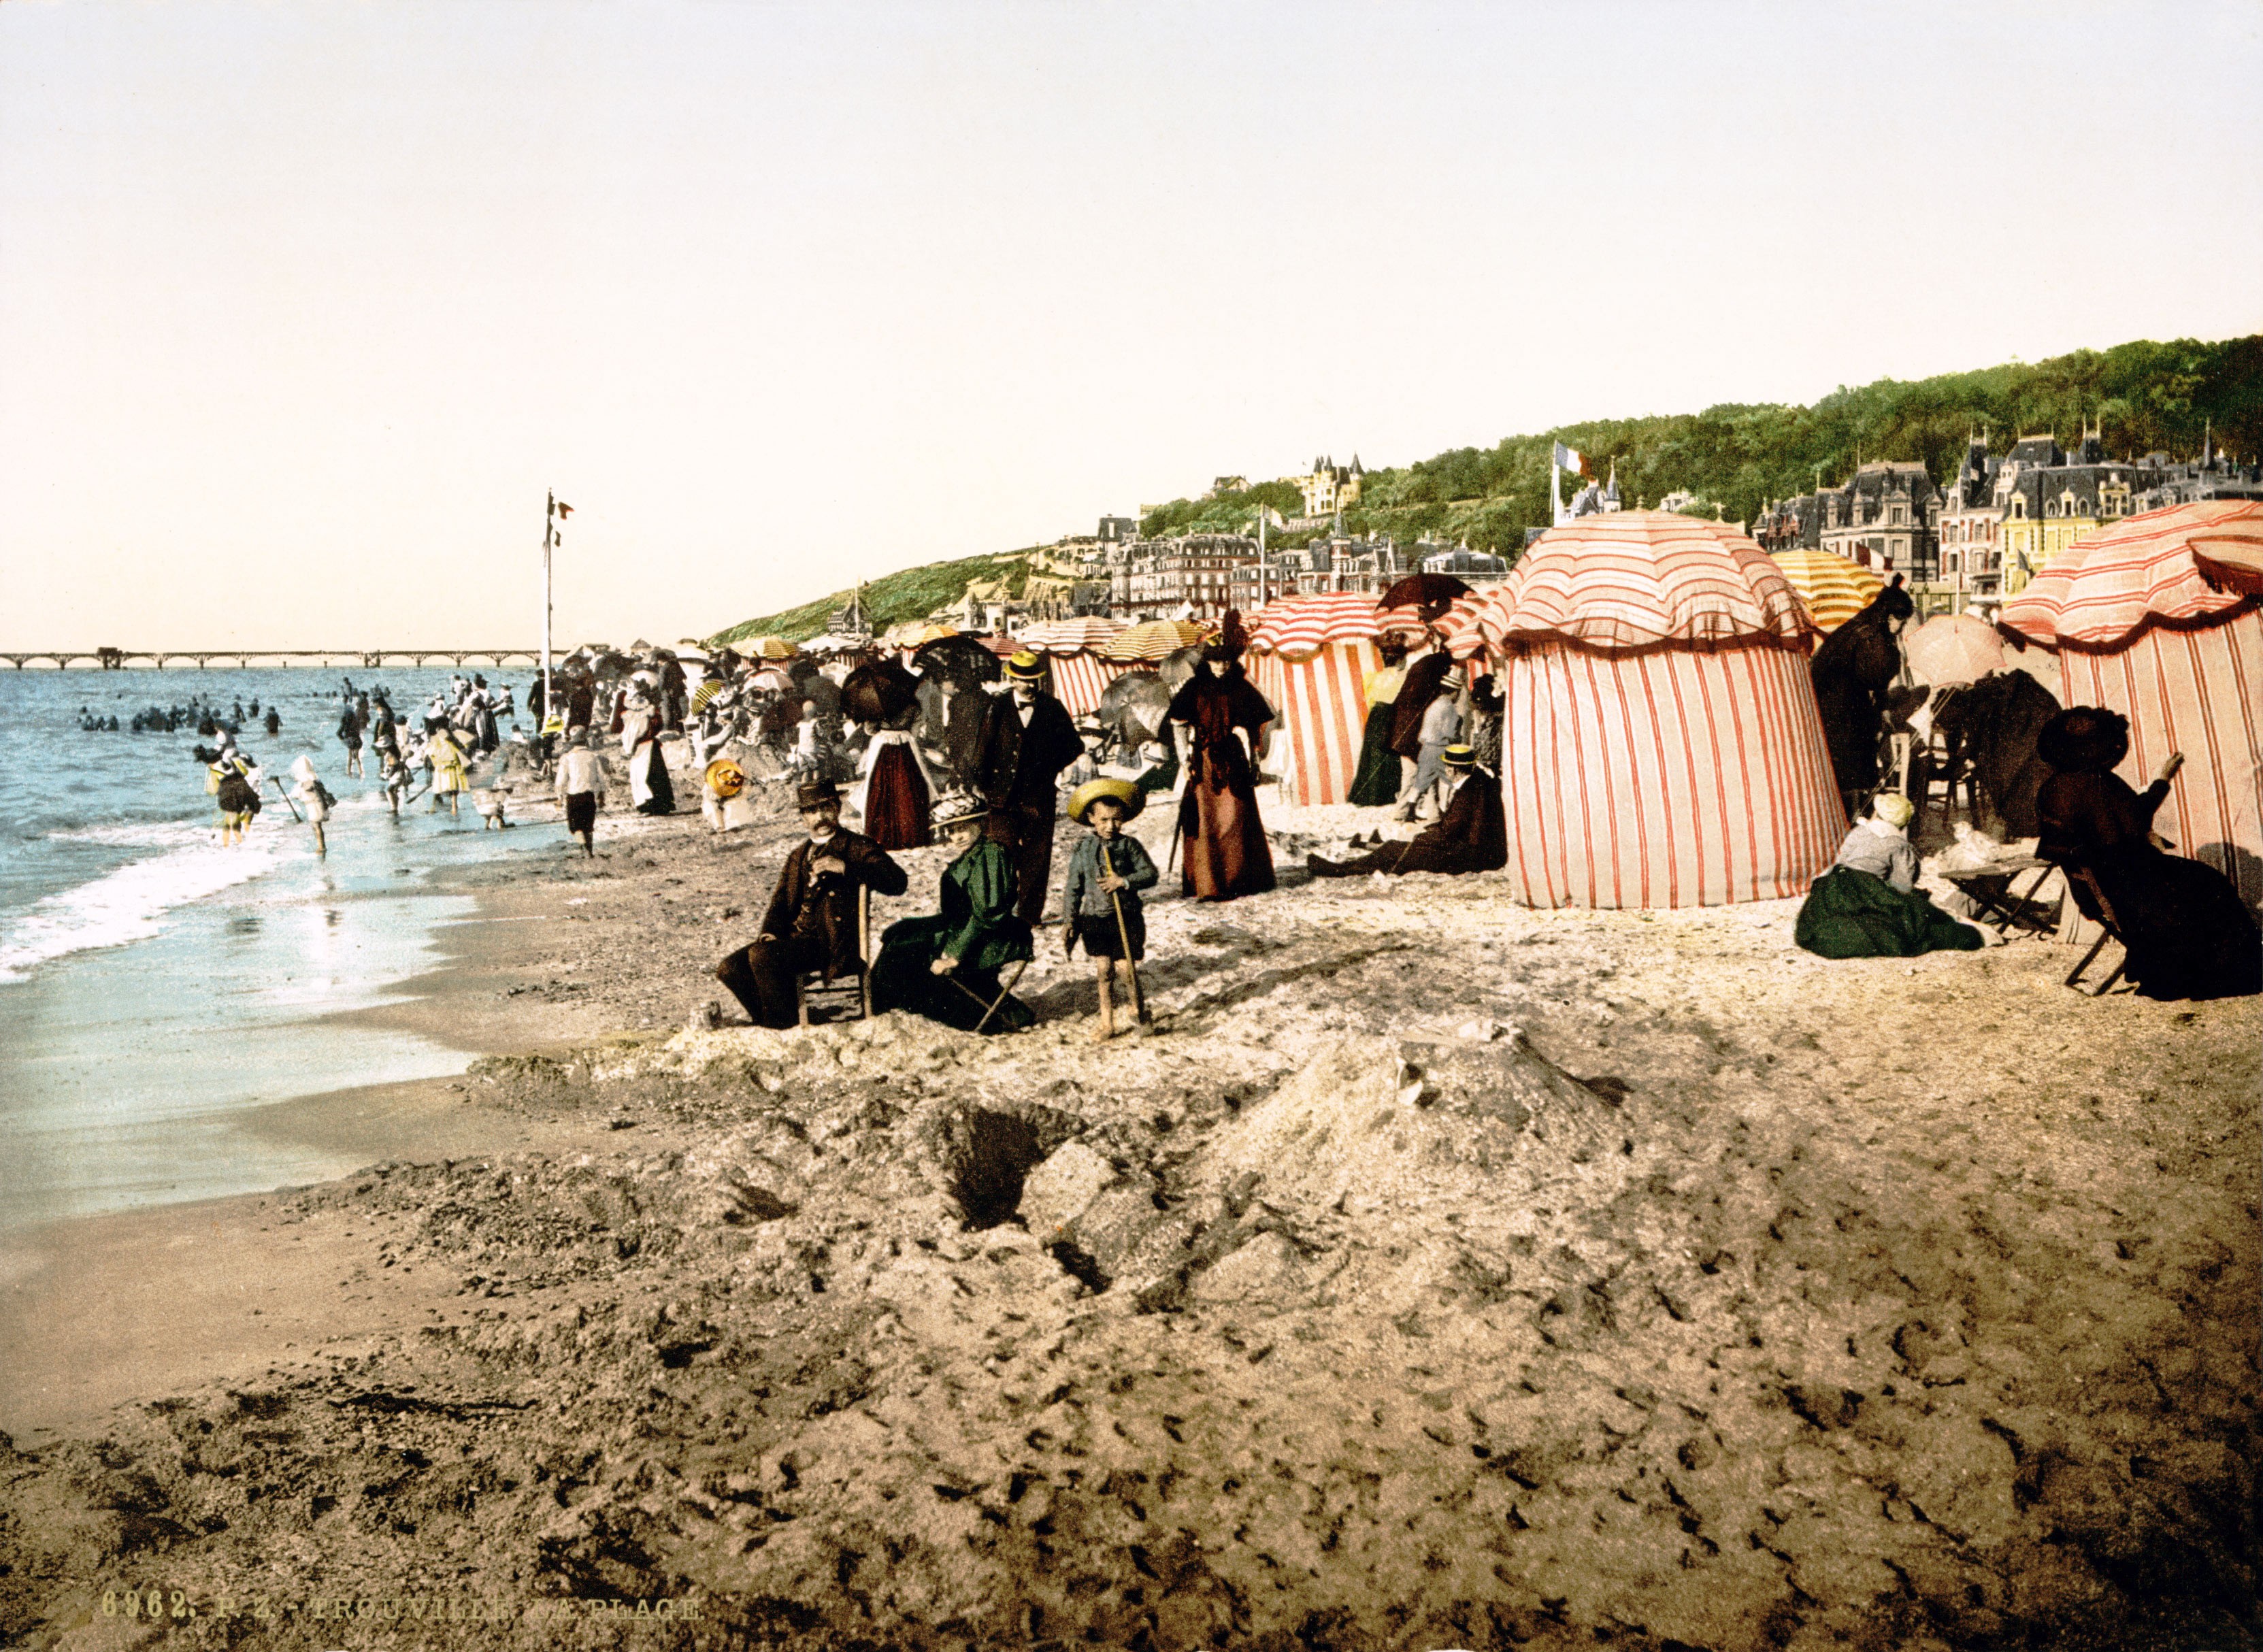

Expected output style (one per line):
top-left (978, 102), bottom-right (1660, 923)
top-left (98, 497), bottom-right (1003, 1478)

top-left (1244, 595), bottom-right (1391, 806)
top-left (1467, 511), bottom-right (1843, 908)
top-left (1014, 616), bottom-right (1133, 716)
top-left (2000, 499), bottom-right (2263, 913)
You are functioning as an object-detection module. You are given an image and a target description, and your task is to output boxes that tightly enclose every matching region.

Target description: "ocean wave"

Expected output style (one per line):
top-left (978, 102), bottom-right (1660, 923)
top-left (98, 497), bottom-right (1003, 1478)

top-left (0, 840), bottom-right (281, 984)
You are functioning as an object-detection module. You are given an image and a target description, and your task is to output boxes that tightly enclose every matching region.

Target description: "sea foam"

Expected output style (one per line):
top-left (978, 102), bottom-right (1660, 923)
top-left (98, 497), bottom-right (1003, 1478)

top-left (0, 838), bottom-right (281, 984)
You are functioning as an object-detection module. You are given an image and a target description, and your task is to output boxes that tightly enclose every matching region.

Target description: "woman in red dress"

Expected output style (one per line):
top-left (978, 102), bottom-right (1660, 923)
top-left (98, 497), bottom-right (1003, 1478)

top-left (1164, 616), bottom-right (1276, 902)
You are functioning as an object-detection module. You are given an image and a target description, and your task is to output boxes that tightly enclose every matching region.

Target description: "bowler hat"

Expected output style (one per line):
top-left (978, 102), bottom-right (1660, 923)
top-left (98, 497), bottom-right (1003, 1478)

top-left (795, 780), bottom-right (842, 810)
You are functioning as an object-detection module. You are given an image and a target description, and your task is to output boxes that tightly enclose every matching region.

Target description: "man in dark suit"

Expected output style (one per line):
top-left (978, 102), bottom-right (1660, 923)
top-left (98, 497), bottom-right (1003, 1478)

top-left (974, 651), bottom-right (1086, 923)
top-left (1308, 744), bottom-right (1508, 878)
top-left (714, 780), bottom-right (909, 1027)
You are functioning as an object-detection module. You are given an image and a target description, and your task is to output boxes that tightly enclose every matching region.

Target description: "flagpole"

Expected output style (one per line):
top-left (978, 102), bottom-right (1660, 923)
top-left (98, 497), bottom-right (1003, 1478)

top-left (542, 492), bottom-right (555, 735)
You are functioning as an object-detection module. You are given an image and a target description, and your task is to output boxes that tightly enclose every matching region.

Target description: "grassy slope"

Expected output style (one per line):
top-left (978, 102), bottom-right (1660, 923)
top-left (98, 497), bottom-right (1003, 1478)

top-left (706, 550), bottom-right (1038, 648)
top-left (705, 333), bottom-right (2261, 636)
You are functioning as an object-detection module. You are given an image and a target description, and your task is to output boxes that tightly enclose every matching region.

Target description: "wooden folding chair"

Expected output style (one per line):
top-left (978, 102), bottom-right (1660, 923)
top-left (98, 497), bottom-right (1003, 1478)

top-left (2058, 863), bottom-right (2127, 995)
top-left (795, 884), bottom-right (875, 1025)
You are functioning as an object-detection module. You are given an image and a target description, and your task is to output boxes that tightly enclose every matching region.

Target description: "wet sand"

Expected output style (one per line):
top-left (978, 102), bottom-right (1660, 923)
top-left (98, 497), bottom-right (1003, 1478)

top-left (0, 770), bottom-right (2253, 1651)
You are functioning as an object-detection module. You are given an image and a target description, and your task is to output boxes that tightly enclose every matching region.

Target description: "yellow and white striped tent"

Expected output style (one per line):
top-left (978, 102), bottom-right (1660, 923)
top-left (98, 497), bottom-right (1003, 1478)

top-left (1769, 548), bottom-right (1885, 633)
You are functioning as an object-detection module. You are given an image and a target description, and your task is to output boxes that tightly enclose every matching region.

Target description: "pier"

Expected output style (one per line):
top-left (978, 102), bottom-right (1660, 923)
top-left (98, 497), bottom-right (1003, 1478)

top-left (0, 648), bottom-right (544, 670)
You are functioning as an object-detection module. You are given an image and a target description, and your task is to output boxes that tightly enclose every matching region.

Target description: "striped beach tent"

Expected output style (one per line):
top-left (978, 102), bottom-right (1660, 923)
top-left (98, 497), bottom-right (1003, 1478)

top-left (1468, 511), bottom-right (1843, 909)
top-left (2001, 499), bottom-right (2263, 914)
top-left (1770, 547), bottom-right (1885, 633)
top-left (1103, 618), bottom-right (1210, 662)
top-left (1015, 617), bottom-right (1132, 715)
top-left (1244, 595), bottom-right (1388, 806)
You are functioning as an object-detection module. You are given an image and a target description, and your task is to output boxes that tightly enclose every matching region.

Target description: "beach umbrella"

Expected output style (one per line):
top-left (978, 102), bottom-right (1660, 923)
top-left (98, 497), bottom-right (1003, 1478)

top-left (1102, 618), bottom-right (1210, 661)
top-left (1770, 548), bottom-right (1885, 633)
top-left (1468, 511), bottom-right (1840, 908)
top-left (842, 660), bottom-right (922, 725)
top-left (736, 635), bottom-right (799, 661)
top-left (1096, 670), bottom-right (1172, 746)
top-left (748, 667), bottom-right (793, 693)
top-left (1015, 616), bottom-right (1136, 714)
top-left (1019, 616), bottom-right (1127, 652)
top-left (2002, 499), bottom-right (2263, 913)
top-left (912, 633), bottom-right (1002, 686)
top-left (1378, 571), bottom-right (1474, 616)
top-left (1903, 613), bottom-right (2009, 687)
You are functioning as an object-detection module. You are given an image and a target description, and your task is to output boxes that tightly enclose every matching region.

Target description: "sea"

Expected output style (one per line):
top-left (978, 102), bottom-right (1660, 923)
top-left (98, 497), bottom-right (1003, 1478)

top-left (0, 666), bottom-right (557, 1230)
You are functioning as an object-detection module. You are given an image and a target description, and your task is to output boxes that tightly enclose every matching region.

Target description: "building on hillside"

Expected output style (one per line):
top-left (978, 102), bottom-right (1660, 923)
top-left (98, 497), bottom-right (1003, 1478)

top-left (1815, 461), bottom-right (1939, 580)
top-left (1421, 542), bottom-right (1510, 582)
top-left (1207, 476), bottom-right (1249, 499)
top-left (1293, 455), bottom-right (1366, 518)
top-left (1110, 533), bottom-right (1258, 622)
top-left (1097, 515), bottom-right (1139, 544)
top-left (1227, 531), bottom-right (1418, 605)
top-left (1936, 437), bottom-right (2005, 597)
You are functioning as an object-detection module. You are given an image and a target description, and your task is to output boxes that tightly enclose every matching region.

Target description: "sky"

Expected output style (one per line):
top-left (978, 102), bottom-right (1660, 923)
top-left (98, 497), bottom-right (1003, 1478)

top-left (3, 1), bottom-right (2259, 652)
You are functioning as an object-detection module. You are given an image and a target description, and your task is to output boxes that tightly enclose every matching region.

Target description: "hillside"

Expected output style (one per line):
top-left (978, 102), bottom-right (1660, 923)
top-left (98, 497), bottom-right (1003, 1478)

top-left (704, 333), bottom-right (2261, 640)
top-left (1149, 333), bottom-right (2262, 553)
top-left (705, 550), bottom-right (1036, 648)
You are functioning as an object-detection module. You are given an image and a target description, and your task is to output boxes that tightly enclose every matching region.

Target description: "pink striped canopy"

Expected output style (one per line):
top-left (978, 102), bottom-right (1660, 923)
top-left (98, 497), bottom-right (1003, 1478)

top-left (1247, 639), bottom-right (1381, 807)
top-left (2000, 499), bottom-right (2263, 647)
top-left (2002, 501), bottom-right (2263, 913)
top-left (1017, 616), bottom-right (1128, 653)
top-left (1014, 617), bottom-right (1136, 714)
top-left (1476, 513), bottom-right (1843, 908)
top-left (1472, 512), bottom-right (1815, 652)
top-left (1046, 652), bottom-right (1138, 716)
top-left (1246, 593), bottom-right (1389, 659)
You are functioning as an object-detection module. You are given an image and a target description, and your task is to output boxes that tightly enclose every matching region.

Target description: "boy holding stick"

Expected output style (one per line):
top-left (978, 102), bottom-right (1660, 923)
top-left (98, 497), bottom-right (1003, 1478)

top-left (1061, 778), bottom-right (1159, 1042)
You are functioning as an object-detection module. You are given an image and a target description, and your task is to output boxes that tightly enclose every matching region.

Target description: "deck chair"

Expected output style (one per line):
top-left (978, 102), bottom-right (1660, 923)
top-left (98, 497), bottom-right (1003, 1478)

top-left (795, 884), bottom-right (874, 1025)
top-left (2056, 862), bottom-right (2127, 995)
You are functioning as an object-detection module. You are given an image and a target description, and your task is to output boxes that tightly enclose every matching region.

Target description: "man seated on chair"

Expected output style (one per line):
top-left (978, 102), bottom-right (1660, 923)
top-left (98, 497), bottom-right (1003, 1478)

top-left (714, 780), bottom-right (908, 1028)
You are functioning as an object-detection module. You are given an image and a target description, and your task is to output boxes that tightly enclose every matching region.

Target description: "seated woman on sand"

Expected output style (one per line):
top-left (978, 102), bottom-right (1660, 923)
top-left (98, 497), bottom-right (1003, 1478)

top-left (870, 791), bottom-right (1036, 1033)
top-left (2035, 706), bottom-right (2260, 1001)
top-left (1796, 792), bottom-right (1987, 959)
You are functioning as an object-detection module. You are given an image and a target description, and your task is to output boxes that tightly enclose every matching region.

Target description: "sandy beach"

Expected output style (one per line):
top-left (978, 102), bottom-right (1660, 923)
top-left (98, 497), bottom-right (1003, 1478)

top-left (0, 774), bottom-right (2253, 1651)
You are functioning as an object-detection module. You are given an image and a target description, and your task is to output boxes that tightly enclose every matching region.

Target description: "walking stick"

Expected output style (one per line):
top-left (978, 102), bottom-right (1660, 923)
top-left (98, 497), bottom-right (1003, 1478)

top-left (1100, 841), bottom-right (1146, 1023)
top-left (266, 776), bottom-right (304, 823)
top-left (944, 959), bottom-right (1031, 1034)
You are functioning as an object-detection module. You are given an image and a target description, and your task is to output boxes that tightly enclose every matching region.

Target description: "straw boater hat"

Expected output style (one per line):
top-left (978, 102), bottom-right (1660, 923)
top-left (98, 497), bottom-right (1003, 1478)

top-left (704, 758), bottom-right (746, 799)
top-left (931, 789), bottom-right (990, 829)
top-left (1068, 776), bottom-right (1144, 824)
top-left (1004, 650), bottom-right (1046, 682)
top-left (1440, 743), bottom-right (1477, 770)
top-left (795, 780), bottom-right (842, 811)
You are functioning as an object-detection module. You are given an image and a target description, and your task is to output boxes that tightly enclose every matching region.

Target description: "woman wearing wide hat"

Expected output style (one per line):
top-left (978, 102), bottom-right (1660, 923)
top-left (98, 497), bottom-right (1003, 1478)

top-left (870, 791), bottom-right (1037, 1031)
top-left (1162, 613), bottom-right (1276, 902)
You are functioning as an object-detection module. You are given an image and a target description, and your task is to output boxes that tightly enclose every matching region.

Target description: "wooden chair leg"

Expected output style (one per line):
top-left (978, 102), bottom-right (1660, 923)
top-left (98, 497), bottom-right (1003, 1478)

top-left (974, 960), bottom-right (1031, 1034)
top-left (2064, 930), bottom-right (2113, 989)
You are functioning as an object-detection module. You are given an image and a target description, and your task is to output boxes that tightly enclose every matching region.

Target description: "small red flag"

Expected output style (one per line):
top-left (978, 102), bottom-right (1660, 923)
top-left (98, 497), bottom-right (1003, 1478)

top-left (556, 501), bottom-right (575, 518)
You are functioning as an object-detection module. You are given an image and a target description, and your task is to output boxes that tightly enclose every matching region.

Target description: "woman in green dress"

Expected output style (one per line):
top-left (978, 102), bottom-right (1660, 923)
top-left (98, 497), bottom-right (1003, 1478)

top-left (872, 791), bottom-right (1036, 1031)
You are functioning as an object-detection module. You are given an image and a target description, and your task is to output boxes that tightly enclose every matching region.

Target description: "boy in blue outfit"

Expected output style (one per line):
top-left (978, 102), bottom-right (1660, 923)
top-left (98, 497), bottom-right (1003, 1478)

top-left (1060, 778), bottom-right (1160, 1041)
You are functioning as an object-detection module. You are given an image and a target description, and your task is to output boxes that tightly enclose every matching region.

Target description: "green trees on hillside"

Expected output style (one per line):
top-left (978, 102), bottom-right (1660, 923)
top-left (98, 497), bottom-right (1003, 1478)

top-left (1147, 334), bottom-right (2262, 555)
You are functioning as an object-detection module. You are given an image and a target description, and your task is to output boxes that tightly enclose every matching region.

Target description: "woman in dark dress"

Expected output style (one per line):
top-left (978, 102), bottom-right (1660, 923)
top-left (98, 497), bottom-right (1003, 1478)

top-left (2035, 707), bottom-right (2260, 1000)
top-left (1163, 616), bottom-right (1276, 902)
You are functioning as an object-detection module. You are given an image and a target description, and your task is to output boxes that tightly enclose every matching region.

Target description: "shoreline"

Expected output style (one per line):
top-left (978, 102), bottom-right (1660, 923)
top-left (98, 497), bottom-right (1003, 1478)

top-left (0, 779), bottom-right (2254, 1647)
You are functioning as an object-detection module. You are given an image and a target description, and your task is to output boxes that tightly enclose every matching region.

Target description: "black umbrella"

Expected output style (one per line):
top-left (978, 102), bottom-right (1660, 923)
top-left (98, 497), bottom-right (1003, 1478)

top-left (912, 633), bottom-right (1002, 687)
top-left (843, 660), bottom-right (921, 726)
top-left (1379, 572), bottom-right (1473, 616)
